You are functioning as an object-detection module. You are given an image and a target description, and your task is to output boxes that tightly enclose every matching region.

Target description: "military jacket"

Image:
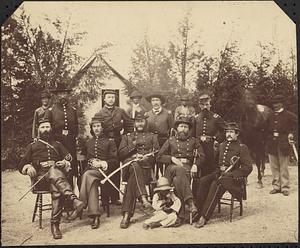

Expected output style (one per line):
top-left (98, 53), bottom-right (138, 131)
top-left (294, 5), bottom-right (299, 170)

top-left (118, 131), bottom-right (160, 169)
top-left (157, 135), bottom-right (205, 169)
top-left (18, 139), bottom-right (72, 173)
top-left (265, 109), bottom-right (297, 156)
top-left (218, 140), bottom-right (252, 178)
top-left (32, 106), bottom-right (51, 139)
top-left (97, 106), bottom-right (134, 136)
top-left (83, 134), bottom-right (118, 163)
top-left (174, 105), bottom-right (196, 120)
top-left (193, 110), bottom-right (225, 142)
top-left (44, 102), bottom-right (78, 138)
top-left (145, 108), bottom-right (174, 137)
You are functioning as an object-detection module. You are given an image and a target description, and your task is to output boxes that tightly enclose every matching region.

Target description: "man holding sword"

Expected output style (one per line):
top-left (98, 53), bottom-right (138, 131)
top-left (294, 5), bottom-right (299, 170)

top-left (118, 111), bottom-right (160, 229)
top-left (194, 122), bottom-right (253, 228)
top-left (18, 118), bottom-right (84, 239)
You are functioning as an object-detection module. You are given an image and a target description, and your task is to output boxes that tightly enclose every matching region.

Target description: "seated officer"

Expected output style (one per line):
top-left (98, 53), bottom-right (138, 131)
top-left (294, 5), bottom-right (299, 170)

top-left (194, 122), bottom-right (253, 228)
top-left (68, 113), bottom-right (119, 229)
top-left (157, 116), bottom-right (205, 227)
top-left (18, 118), bottom-right (84, 239)
top-left (118, 111), bottom-right (160, 229)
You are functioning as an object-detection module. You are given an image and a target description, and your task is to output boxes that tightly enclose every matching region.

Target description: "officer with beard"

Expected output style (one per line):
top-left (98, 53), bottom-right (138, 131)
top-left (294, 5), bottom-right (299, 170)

top-left (44, 83), bottom-right (79, 189)
top-left (193, 92), bottom-right (225, 177)
top-left (32, 89), bottom-right (52, 140)
top-left (18, 118), bottom-right (84, 239)
top-left (157, 116), bottom-right (205, 227)
top-left (118, 111), bottom-right (159, 229)
top-left (194, 122), bottom-right (252, 228)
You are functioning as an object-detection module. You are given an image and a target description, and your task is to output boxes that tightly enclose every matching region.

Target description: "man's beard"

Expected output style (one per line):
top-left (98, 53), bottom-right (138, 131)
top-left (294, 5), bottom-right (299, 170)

top-left (202, 108), bottom-right (209, 118)
top-left (177, 131), bottom-right (189, 140)
top-left (135, 125), bottom-right (145, 132)
top-left (40, 131), bottom-right (52, 141)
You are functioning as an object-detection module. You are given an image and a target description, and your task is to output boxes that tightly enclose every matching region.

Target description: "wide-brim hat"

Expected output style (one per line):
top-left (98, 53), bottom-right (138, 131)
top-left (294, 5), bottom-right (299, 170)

top-left (174, 115), bottom-right (193, 129)
top-left (225, 122), bottom-right (240, 131)
top-left (154, 177), bottom-right (172, 192)
top-left (40, 90), bottom-right (51, 99)
top-left (146, 92), bottom-right (166, 104)
top-left (38, 117), bottom-right (51, 126)
top-left (130, 90), bottom-right (142, 99)
top-left (132, 111), bottom-right (149, 120)
top-left (270, 94), bottom-right (285, 104)
top-left (50, 83), bottom-right (72, 93)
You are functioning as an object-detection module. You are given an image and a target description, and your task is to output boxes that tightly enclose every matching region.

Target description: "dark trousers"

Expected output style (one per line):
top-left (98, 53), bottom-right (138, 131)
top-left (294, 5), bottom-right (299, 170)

top-left (156, 136), bottom-right (168, 178)
top-left (200, 175), bottom-right (244, 222)
top-left (122, 162), bottom-right (148, 215)
top-left (165, 164), bottom-right (193, 218)
top-left (200, 141), bottom-right (217, 177)
top-left (36, 166), bottom-right (77, 224)
top-left (102, 161), bottom-right (120, 202)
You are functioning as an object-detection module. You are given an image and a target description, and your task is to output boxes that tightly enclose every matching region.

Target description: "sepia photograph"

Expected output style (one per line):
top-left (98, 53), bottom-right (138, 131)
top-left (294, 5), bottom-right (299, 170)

top-left (1, 1), bottom-right (298, 246)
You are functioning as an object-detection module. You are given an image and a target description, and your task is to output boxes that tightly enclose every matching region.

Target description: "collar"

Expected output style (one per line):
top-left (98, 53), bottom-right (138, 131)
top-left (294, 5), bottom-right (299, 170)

top-left (132, 103), bottom-right (140, 108)
top-left (275, 108), bottom-right (284, 113)
top-left (41, 105), bottom-right (49, 110)
top-left (152, 107), bottom-right (162, 115)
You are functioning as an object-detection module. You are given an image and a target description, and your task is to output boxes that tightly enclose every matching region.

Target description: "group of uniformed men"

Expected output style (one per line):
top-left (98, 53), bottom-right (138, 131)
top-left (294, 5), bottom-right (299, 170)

top-left (19, 82), bottom-right (297, 239)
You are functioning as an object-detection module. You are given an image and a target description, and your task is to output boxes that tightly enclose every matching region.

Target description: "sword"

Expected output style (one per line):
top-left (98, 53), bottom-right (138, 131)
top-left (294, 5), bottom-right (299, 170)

top-left (98, 167), bottom-right (124, 195)
top-left (100, 150), bottom-right (159, 185)
top-left (292, 143), bottom-right (298, 162)
top-left (18, 171), bottom-right (50, 201)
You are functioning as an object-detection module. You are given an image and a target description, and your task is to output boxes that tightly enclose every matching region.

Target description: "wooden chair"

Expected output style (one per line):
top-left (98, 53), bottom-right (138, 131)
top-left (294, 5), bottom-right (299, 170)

top-left (31, 178), bottom-right (52, 229)
top-left (217, 177), bottom-right (247, 222)
top-left (98, 186), bottom-right (110, 217)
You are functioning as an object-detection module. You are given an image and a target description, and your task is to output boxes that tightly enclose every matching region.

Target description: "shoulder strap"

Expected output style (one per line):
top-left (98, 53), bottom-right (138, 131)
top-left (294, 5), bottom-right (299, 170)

top-left (38, 139), bottom-right (60, 156)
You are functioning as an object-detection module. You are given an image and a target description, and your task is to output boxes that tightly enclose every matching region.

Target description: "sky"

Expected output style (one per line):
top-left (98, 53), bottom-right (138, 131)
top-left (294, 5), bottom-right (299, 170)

top-left (16, 1), bottom-right (296, 77)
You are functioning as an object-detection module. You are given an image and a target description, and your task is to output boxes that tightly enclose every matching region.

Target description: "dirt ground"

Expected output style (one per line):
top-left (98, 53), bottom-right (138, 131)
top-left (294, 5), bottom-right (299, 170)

top-left (1, 164), bottom-right (298, 246)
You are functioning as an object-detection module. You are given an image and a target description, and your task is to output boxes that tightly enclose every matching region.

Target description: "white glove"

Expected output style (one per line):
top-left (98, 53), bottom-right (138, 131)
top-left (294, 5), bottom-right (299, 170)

top-left (26, 165), bottom-right (37, 178)
top-left (171, 157), bottom-right (184, 167)
top-left (288, 133), bottom-right (295, 144)
top-left (191, 164), bottom-right (198, 178)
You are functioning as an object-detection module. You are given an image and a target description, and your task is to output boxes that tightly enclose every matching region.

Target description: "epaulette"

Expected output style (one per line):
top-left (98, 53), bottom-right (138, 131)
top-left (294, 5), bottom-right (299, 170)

top-left (213, 113), bottom-right (219, 118)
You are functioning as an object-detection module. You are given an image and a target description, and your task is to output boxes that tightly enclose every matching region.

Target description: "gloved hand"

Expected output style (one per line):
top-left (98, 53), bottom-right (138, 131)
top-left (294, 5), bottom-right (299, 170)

top-left (288, 133), bottom-right (295, 145)
top-left (191, 164), bottom-right (198, 178)
top-left (55, 160), bottom-right (67, 169)
top-left (26, 165), bottom-right (37, 178)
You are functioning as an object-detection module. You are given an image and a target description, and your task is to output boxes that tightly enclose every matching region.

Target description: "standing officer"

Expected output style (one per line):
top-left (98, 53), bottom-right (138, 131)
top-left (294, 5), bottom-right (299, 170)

top-left (96, 89), bottom-right (134, 205)
top-left (70, 113), bottom-right (119, 229)
top-left (174, 94), bottom-right (196, 120)
top-left (157, 116), bottom-right (205, 227)
top-left (18, 118), bottom-right (84, 239)
top-left (44, 83), bottom-right (79, 189)
top-left (194, 122), bottom-right (252, 228)
top-left (32, 89), bottom-right (52, 140)
top-left (193, 92), bottom-right (225, 177)
top-left (266, 95), bottom-right (297, 196)
top-left (118, 111), bottom-right (160, 229)
top-left (127, 90), bottom-right (147, 119)
top-left (145, 92), bottom-right (174, 176)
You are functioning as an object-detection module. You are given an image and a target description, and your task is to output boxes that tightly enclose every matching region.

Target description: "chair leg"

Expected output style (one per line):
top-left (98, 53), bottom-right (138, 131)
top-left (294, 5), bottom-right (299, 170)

top-left (217, 199), bottom-right (221, 213)
top-left (38, 194), bottom-right (43, 229)
top-left (230, 196), bottom-right (234, 222)
top-left (32, 194), bottom-right (39, 222)
top-left (107, 202), bottom-right (110, 217)
top-left (240, 200), bottom-right (243, 216)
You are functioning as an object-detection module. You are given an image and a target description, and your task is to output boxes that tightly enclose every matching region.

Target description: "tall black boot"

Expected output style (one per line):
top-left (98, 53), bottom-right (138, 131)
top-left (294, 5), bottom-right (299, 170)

top-left (50, 197), bottom-right (63, 239)
top-left (120, 212), bottom-right (130, 229)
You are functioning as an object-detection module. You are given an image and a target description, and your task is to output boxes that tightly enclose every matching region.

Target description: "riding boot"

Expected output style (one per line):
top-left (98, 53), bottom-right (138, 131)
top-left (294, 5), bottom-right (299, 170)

top-left (91, 216), bottom-right (100, 229)
top-left (67, 198), bottom-right (85, 221)
top-left (120, 212), bottom-right (130, 229)
top-left (50, 196), bottom-right (63, 239)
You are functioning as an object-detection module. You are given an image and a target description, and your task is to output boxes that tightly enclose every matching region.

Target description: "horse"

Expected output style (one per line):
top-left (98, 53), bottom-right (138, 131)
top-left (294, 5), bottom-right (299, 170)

top-left (239, 90), bottom-right (272, 188)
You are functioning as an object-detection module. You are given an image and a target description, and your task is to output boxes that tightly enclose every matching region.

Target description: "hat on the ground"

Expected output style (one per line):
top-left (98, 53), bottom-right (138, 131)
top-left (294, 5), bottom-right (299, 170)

top-left (132, 111), bottom-right (149, 120)
top-left (38, 117), bottom-right (51, 126)
top-left (40, 90), bottom-right (51, 99)
top-left (174, 115), bottom-right (193, 129)
top-left (130, 90), bottom-right (143, 99)
top-left (270, 94), bottom-right (285, 104)
top-left (225, 122), bottom-right (240, 131)
top-left (146, 92), bottom-right (166, 104)
top-left (50, 83), bottom-right (72, 93)
top-left (154, 177), bottom-right (172, 192)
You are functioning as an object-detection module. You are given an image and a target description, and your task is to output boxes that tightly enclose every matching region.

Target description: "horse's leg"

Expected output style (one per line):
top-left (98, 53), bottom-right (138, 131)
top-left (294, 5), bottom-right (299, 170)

top-left (253, 152), bottom-right (263, 188)
top-left (261, 146), bottom-right (266, 177)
